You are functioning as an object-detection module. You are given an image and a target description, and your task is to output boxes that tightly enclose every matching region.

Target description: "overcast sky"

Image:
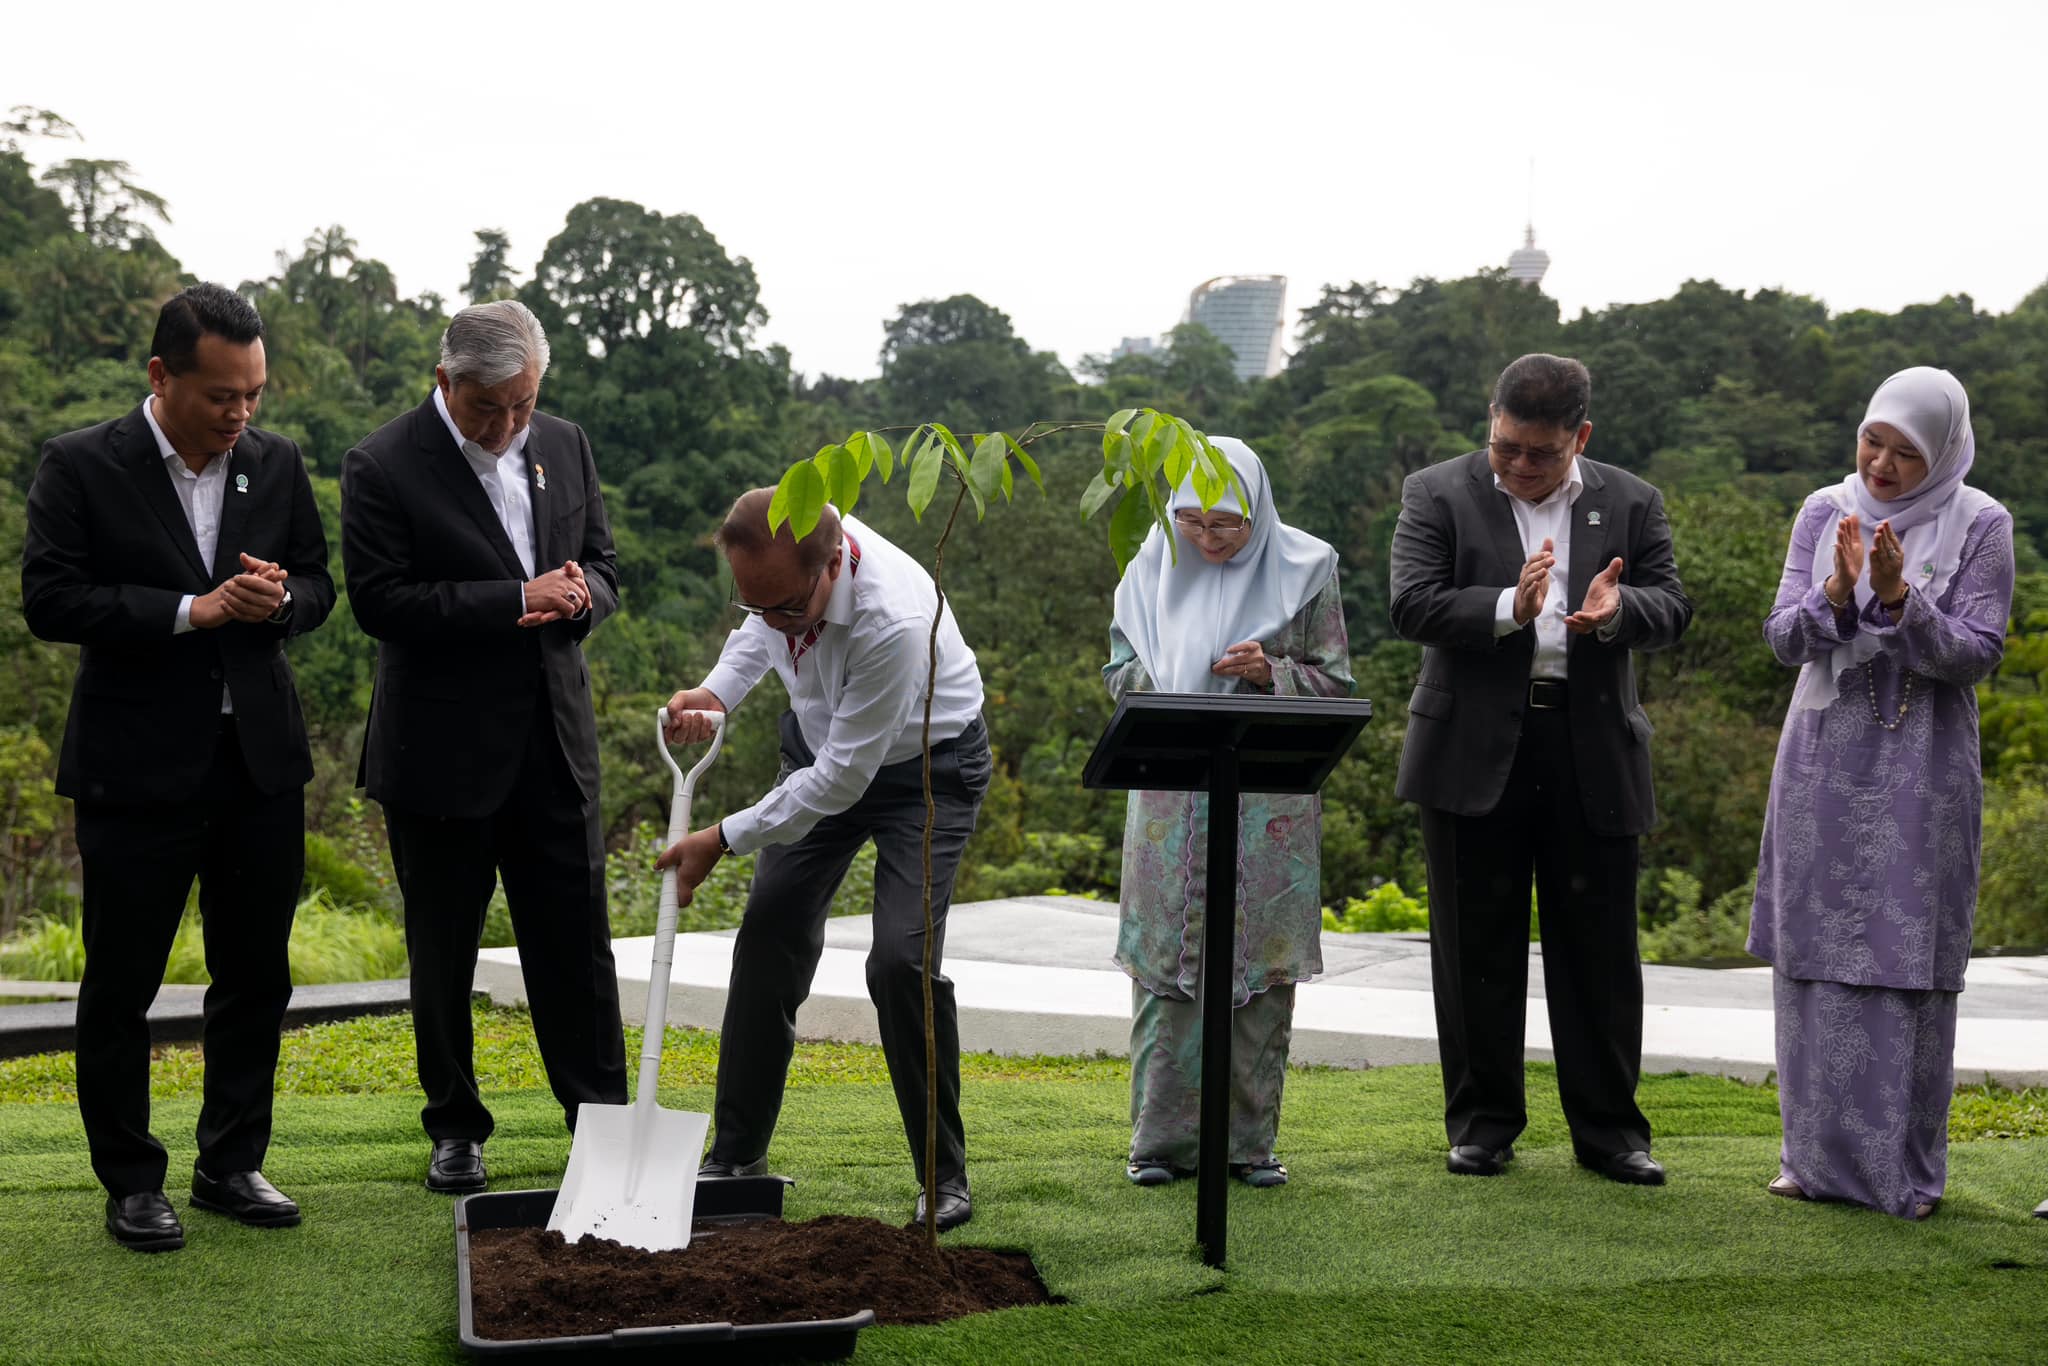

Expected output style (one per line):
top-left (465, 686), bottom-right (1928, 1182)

top-left (7, 0), bottom-right (2044, 380)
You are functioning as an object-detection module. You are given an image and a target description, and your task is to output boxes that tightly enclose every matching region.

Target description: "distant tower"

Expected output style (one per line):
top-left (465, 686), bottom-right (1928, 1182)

top-left (1508, 224), bottom-right (1550, 289)
top-left (1184, 275), bottom-right (1287, 381)
top-left (1508, 159), bottom-right (1550, 289)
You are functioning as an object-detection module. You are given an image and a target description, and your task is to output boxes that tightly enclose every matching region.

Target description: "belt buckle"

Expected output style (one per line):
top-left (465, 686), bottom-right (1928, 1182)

top-left (1527, 680), bottom-right (1566, 710)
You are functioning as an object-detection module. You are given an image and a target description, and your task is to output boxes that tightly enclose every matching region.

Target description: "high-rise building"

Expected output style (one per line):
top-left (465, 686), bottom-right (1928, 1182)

top-left (1112, 335), bottom-right (1163, 360)
top-left (1184, 275), bottom-right (1287, 381)
top-left (1507, 224), bottom-right (1551, 289)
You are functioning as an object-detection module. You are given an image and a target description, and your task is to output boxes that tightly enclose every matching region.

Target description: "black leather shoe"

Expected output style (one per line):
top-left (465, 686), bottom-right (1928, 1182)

top-left (1446, 1144), bottom-right (1514, 1176)
top-left (106, 1191), bottom-right (184, 1252)
top-left (191, 1169), bottom-right (301, 1227)
top-left (910, 1177), bottom-right (972, 1232)
top-left (426, 1139), bottom-right (487, 1193)
top-left (697, 1156), bottom-right (768, 1179)
top-left (2035, 1197), bottom-right (2047, 1220)
top-left (1591, 1150), bottom-right (1667, 1186)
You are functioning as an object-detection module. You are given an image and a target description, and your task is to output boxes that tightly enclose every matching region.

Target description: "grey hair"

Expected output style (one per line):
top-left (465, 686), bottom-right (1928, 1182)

top-left (438, 299), bottom-right (551, 387)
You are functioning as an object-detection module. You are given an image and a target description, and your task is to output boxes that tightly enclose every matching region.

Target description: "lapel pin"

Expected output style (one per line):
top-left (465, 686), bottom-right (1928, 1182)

top-left (533, 463), bottom-right (547, 491)
top-left (234, 473), bottom-right (249, 494)
top-left (1586, 509), bottom-right (1601, 526)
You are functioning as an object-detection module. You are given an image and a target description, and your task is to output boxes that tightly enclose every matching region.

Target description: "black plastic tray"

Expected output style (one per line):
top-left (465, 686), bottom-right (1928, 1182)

top-left (455, 1179), bottom-right (876, 1361)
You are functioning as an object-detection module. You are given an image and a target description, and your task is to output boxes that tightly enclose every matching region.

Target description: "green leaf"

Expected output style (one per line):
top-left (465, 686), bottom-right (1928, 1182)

top-left (870, 430), bottom-right (895, 482)
top-left (1003, 434), bottom-right (1044, 494)
top-left (969, 433), bottom-right (1005, 503)
top-left (1079, 470), bottom-right (1119, 521)
top-left (929, 423), bottom-right (966, 463)
top-left (1103, 430), bottom-right (1134, 483)
top-left (844, 432), bottom-right (874, 479)
top-left (1108, 486), bottom-right (1155, 574)
top-left (770, 460), bottom-right (828, 538)
top-left (1105, 408), bottom-right (1138, 436)
top-left (907, 435), bottom-right (943, 521)
top-left (999, 455), bottom-right (1014, 501)
top-left (827, 442), bottom-right (860, 516)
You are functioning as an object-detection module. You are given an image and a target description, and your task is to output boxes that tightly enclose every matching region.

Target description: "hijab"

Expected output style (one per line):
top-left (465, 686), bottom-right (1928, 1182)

top-left (1795, 366), bottom-right (1995, 711)
top-left (1110, 437), bottom-right (1337, 693)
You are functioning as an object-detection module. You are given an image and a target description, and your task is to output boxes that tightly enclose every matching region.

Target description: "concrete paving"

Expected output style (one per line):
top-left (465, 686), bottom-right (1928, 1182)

top-left (475, 895), bottom-right (2048, 1087)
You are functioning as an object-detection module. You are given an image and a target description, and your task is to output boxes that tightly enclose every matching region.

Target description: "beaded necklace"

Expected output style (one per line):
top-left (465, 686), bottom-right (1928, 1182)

top-left (1866, 665), bottom-right (1914, 732)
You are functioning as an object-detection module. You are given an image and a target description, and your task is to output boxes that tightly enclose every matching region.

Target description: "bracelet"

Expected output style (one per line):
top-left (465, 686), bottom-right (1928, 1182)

top-left (1822, 582), bottom-right (1851, 611)
top-left (1882, 586), bottom-right (1909, 611)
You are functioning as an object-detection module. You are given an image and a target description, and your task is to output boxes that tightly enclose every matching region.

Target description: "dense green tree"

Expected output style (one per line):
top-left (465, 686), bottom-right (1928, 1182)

top-left (463, 228), bottom-right (518, 304)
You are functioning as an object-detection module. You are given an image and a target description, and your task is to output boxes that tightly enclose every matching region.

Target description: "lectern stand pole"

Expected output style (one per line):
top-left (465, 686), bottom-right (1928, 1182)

top-left (1195, 740), bottom-right (1239, 1269)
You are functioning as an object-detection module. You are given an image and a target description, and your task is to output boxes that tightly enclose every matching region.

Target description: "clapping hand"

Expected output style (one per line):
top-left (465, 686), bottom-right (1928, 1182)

top-left (519, 561), bottom-right (588, 627)
top-left (1825, 514), bottom-right (1865, 608)
top-left (1565, 557), bottom-right (1625, 635)
top-left (1514, 538), bottom-right (1555, 625)
top-left (1868, 520), bottom-right (1906, 604)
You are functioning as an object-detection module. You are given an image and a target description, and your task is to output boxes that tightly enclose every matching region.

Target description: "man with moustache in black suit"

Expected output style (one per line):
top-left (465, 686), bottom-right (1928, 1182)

top-left (22, 283), bottom-right (335, 1251)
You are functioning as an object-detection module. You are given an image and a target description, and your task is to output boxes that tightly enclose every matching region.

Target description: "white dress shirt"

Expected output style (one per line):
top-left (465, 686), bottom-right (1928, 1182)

top-left (144, 396), bottom-right (234, 713)
top-left (1490, 462), bottom-right (1584, 681)
top-left (702, 514), bottom-right (985, 855)
top-left (434, 386), bottom-right (536, 618)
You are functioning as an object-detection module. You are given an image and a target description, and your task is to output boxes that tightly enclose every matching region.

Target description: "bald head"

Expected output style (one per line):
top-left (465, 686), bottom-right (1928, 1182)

top-left (716, 488), bottom-right (844, 630)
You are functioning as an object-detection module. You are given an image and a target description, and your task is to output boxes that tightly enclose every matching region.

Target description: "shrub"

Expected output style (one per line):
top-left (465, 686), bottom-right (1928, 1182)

top-left (1977, 782), bottom-right (2048, 952)
top-left (1323, 881), bottom-right (1429, 934)
top-left (1638, 868), bottom-right (1762, 965)
top-left (0, 891), bottom-right (409, 985)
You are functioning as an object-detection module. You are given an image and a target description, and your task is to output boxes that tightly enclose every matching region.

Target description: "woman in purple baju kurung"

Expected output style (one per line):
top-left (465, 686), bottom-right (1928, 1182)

top-left (1105, 438), bottom-right (1351, 1189)
top-left (1748, 367), bottom-right (2013, 1220)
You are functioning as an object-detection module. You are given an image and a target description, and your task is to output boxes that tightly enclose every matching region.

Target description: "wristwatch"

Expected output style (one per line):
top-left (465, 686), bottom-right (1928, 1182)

top-left (715, 822), bottom-right (733, 857)
top-left (267, 589), bottom-right (294, 624)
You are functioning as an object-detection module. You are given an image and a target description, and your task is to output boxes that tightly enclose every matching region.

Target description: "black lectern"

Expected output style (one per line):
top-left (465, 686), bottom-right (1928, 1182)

top-left (1083, 692), bottom-right (1372, 1268)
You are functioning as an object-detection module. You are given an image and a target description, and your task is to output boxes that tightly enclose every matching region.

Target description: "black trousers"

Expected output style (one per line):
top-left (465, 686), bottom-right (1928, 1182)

top-left (709, 711), bottom-right (990, 1186)
top-left (74, 723), bottom-right (303, 1198)
top-left (1419, 705), bottom-right (1650, 1160)
top-left (383, 703), bottom-right (626, 1141)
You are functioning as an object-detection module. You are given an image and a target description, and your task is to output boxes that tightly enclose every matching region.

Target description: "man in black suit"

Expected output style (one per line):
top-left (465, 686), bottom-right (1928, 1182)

top-left (1389, 353), bottom-right (1691, 1186)
top-left (341, 299), bottom-right (626, 1193)
top-left (22, 283), bottom-right (335, 1251)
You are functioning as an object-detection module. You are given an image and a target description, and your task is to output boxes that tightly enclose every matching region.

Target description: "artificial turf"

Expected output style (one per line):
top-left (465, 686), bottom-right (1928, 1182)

top-left (0, 1007), bottom-right (2043, 1364)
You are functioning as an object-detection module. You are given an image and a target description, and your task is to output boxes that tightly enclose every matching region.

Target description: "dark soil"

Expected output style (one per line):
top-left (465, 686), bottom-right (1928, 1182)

top-left (469, 1215), bottom-right (1052, 1340)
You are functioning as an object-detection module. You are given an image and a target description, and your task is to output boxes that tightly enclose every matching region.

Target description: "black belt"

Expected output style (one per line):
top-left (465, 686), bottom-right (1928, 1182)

top-left (1527, 679), bottom-right (1568, 710)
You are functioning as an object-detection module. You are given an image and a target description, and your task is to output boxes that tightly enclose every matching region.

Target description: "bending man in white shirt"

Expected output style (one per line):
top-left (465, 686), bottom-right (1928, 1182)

top-left (659, 489), bottom-right (989, 1230)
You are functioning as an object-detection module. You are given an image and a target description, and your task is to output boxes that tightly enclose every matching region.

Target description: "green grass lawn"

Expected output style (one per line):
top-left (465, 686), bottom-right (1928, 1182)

top-left (1, 1006), bottom-right (2044, 1365)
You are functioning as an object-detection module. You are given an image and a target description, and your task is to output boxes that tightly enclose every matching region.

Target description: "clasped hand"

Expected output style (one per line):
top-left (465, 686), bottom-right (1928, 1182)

top-left (1211, 640), bottom-right (1272, 687)
top-left (192, 552), bottom-right (287, 628)
top-left (519, 561), bottom-right (588, 627)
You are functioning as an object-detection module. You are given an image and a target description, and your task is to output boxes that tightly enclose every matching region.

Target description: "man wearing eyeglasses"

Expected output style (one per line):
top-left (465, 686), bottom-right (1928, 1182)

top-left (659, 489), bottom-right (989, 1230)
top-left (1388, 352), bottom-right (1692, 1188)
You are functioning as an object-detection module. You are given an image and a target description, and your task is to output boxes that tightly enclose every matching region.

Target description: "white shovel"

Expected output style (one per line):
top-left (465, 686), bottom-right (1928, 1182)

top-left (547, 706), bottom-right (726, 1251)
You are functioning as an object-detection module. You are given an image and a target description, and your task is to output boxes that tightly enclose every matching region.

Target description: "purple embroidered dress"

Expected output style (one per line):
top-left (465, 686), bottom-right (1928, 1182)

top-left (1748, 494), bottom-right (2013, 1216)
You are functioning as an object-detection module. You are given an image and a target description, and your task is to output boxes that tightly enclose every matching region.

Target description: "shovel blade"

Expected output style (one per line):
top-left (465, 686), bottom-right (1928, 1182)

top-left (546, 1101), bottom-right (711, 1252)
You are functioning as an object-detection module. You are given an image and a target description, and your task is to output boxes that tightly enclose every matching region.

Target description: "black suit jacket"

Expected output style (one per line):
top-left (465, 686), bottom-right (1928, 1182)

top-left (21, 405), bottom-right (336, 803)
top-left (341, 395), bottom-right (617, 819)
top-left (1387, 450), bottom-right (1692, 836)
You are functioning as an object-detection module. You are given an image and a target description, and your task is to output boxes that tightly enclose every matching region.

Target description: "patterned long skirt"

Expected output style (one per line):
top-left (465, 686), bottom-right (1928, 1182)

top-left (1773, 972), bottom-right (1958, 1218)
top-left (1128, 981), bottom-right (1294, 1168)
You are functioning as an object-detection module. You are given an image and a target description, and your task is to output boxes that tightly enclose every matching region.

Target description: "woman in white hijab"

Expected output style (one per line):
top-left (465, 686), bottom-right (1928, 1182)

top-left (1747, 367), bottom-right (2014, 1219)
top-left (1104, 437), bottom-right (1352, 1188)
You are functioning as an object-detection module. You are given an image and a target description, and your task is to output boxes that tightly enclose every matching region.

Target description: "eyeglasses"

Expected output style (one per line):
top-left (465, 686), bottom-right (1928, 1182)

top-left (1488, 438), bottom-right (1574, 466)
top-left (1173, 510), bottom-right (1248, 537)
top-left (732, 569), bottom-right (824, 618)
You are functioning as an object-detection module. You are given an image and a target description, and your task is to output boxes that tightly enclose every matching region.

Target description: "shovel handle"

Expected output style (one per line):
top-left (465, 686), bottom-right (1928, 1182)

top-left (640, 708), bottom-right (726, 1104)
